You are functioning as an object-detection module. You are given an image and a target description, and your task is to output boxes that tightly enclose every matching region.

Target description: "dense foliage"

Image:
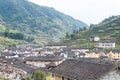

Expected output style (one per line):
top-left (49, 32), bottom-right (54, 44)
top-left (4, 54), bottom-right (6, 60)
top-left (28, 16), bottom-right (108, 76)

top-left (22, 70), bottom-right (46, 80)
top-left (0, 77), bottom-right (10, 80)
top-left (4, 30), bottom-right (24, 40)
top-left (22, 77), bottom-right (31, 80)
top-left (0, 0), bottom-right (88, 45)
top-left (63, 15), bottom-right (120, 49)
top-left (32, 70), bottom-right (46, 80)
top-left (4, 30), bottom-right (34, 42)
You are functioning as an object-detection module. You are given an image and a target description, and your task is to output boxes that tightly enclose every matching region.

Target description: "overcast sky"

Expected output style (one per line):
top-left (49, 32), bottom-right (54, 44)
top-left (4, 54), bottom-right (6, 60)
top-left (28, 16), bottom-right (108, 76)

top-left (28, 0), bottom-right (120, 25)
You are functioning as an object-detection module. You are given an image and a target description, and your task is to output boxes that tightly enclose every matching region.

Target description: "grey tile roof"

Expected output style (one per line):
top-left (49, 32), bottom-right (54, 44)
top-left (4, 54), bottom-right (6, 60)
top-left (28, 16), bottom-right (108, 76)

top-left (10, 61), bottom-right (37, 74)
top-left (26, 55), bottom-right (63, 61)
top-left (70, 46), bottom-right (88, 49)
top-left (50, 59), bottom-right (114, 80)
top-left (112, 49), bottom-right (120, 53)
top-left (99, 40), bottom-right (115, 43)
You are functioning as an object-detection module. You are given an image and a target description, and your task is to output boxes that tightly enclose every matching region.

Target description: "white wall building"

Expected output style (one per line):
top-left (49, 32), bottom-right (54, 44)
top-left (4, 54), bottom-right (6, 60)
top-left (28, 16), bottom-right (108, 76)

top-left (90, 35), bottom-right (100, 42)
top-left (98, 40), bottom-right (115, 48)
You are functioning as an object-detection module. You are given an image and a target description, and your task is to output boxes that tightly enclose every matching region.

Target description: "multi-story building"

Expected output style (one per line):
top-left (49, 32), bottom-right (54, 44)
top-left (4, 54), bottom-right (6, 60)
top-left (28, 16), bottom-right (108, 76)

top-left (107, 50), bottom-right (120, 61)
top-left (98, 40), bottom-right (115, 49)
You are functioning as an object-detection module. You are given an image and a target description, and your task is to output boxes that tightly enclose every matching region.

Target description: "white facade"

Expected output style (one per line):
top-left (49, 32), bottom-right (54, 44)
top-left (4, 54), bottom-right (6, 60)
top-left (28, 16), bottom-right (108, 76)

top-left (90, 36), bottom-right (100, 42)
top-left (94, 36), bottom-right (100, 41)
top-left (99, 41), bottom-right (115, 48)
top-left (71, 48), bottom-right (89, 53)
top-left (26, 60), bottom-right (62, 67)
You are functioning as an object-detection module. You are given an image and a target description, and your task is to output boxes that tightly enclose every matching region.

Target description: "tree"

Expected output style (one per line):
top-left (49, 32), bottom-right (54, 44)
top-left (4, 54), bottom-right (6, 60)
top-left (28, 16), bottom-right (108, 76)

top-left (83, 27), bottom-right (87, 30)
top-left (89, 24), bottom-right (96, 30)
top-left (22, 77), bottom-right (31, 80)
top-left (65, 32), bottom-right (70, 38)
top-left (116, 35), bottom-right (120, 44)
top-left (4, 30), bottom-right (9, 37)
top-left (25, 36), bottom-right (34, 42)
top-left (4, 29), bottom-right (25, 40)
top-left (33, 70), bottom-right (46, 80)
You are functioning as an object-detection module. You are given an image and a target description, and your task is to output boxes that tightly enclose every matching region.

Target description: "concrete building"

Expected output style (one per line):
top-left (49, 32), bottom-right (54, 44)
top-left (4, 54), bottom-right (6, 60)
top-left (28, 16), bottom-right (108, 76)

top-left (98, 40), bottom-right (115, 49)
top-left (90, 35), bottom-right (100, 42)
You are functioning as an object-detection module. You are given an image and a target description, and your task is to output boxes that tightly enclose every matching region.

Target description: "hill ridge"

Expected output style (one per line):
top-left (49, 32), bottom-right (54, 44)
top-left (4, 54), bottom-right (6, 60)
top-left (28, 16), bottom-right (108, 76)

top-left (0, 0), bottom-right (88, 46)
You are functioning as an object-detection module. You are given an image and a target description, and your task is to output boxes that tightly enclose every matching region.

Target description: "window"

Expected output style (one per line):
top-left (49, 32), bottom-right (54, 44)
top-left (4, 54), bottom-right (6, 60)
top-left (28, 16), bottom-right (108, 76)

top-left (67, 78), bottom-right (72, 80)
top-left (52, 74), bottom-right (54, 77)
top-left (67, 78), bottom-right (70, 80)
top-left (62, 77), bottom-right (64, 80)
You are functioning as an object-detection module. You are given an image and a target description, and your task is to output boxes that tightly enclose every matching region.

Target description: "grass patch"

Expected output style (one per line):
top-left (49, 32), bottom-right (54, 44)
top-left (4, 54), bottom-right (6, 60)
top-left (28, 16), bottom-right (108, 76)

top-left (0, 77), bottom-right (10, 80)
top-left (46, 73), bottom-right (51, 80)
top-left (115, 45), bottom-right (120, 49)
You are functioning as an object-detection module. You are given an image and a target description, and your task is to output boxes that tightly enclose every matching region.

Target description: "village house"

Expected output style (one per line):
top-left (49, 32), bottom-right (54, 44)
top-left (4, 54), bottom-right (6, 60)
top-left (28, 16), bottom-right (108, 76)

top-left (71, 46), bottom-right (89, 53)
top-left (90, 35), bottom-right (100, 42)
top-left (87, 50), bottom-right (106, 58)
top-left (60, 47), bottom-right (71, 53)
top-left (78, 58), bottom-right (109, 63)
top-left (98, 40), bottom-right (115, 49)
top-left (107, 50), bottom-right (120, 61)
top-left (3, 48), bottom-right (18, 53)
top-left (10, 61), bottom-right (36, 77)
top-left (68, 47), bottom-right (89, 58)
top-left (25, 55), bottom-right (63, 67)
top-left (77, 52), bottom-right (87, 58)
top-left (45, 48), bottom-right (55, 55)
top-left (87, 51), bottom-right (100, 58)
top-left (17, 44), bottom-right (42, 52)
top-left (64, 51), bottom-right (77, 59)
top-left (45, 44), bottom-right (67, 50)
top-left (0, 58), bottom-right (36, 80)
top-left (1, 52), bottom-right (19, 59)
top-left (59, 47), bottom-right (89, 59)
top-left (30, 45), bottom-right (43, 51)
top-left (50, 59), bottom-right (116, 80)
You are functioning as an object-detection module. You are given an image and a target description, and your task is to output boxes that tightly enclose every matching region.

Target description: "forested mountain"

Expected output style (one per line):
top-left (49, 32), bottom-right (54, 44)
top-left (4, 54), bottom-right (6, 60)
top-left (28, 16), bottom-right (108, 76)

top-left (0, 0), bottom-right (88, 46)
top-left (88, 15), bottom-right (120, 42)
top-left (63, 15), bottom-right (120, 48)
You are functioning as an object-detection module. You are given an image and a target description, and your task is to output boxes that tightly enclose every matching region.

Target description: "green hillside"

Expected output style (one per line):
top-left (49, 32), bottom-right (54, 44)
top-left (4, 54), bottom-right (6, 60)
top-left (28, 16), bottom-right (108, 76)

top-left (0, 0), bottom-right (88, 46)
top-left (63, 15), bottom-right (120, 49)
